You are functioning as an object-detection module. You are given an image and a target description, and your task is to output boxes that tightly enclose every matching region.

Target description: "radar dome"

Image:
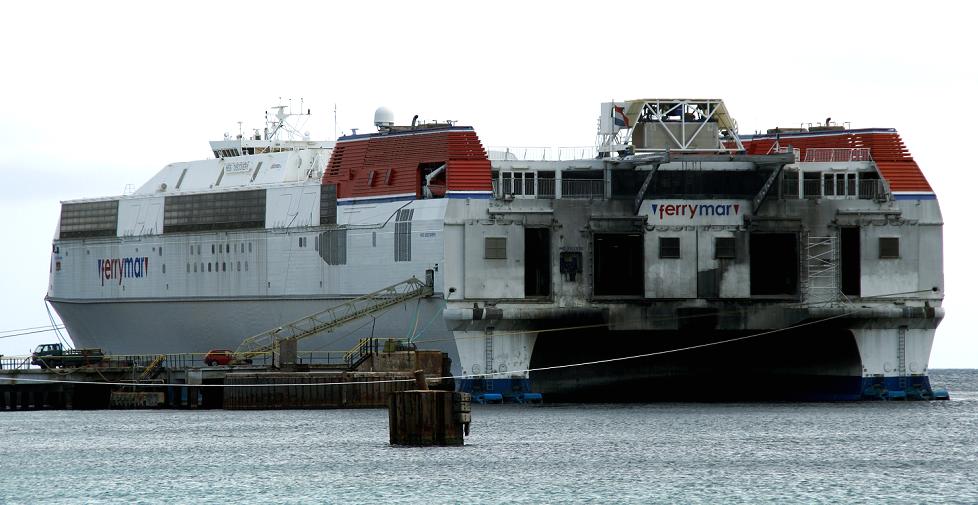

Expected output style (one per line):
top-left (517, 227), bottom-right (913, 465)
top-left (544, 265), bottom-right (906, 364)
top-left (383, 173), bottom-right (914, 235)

top-left (374, 106), bottom-right (395, 129)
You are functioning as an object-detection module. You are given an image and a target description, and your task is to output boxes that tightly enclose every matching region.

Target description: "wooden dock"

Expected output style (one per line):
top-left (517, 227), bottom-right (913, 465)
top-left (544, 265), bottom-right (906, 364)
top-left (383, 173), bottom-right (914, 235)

top-left (0, 349), bottom-right (453, 411)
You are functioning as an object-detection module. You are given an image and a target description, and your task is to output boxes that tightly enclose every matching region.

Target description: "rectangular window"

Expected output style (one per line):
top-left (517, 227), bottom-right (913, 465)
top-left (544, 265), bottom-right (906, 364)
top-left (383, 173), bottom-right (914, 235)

top-left (394, 209), bottom-right (413, 262)
top-left (59, 200), bottom-right (119, 239)
top-left (485, 237), bottom-right (507, 259)
top-left (320, 184), bottom-right (337, 225)
top-left (823, 173), bottom-right (835, 196)
top-left (782, 171), bottom-right (799, 198)
top-left (319, 229), bottom-right (347, 265)
top-left (715, 237), bottom-right (736, 259)
top-left (163, 189), bottom-right (265, 233)
top-left (879, 237), bottom-right (900, 259)
top-left (803, 172), bottom-right (821, 199)
top-left (659, 237), bottom-right (680, 259)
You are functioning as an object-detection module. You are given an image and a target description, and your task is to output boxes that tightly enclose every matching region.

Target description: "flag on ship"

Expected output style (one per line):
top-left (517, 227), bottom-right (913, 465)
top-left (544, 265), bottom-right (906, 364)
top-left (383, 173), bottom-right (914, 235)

top-left (614, 105), bottom-right (629, 128)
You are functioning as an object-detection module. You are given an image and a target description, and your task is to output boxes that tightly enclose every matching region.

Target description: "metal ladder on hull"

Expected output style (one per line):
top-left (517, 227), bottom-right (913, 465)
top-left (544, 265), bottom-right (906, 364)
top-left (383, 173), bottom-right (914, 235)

top-left (897, 326), bottom-right (908, 392)
top-left (484, 327), bottom-right (494, 392)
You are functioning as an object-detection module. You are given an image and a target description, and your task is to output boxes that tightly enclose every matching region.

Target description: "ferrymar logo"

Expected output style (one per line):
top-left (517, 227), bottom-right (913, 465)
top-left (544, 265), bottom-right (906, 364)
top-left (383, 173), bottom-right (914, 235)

top-left (98, 257), bottom-right (149, 286)
top-left (649, 203), bottom-right (741, 220)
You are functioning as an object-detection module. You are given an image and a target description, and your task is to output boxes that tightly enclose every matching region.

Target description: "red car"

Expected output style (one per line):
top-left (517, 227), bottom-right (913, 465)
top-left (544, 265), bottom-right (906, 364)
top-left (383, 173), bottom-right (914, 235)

top-left (203, 349), bottom-right (234, 366)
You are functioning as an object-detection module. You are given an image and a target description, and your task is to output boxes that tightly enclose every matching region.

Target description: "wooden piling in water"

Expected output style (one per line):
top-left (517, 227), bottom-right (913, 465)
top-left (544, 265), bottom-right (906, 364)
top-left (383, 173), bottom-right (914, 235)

top-left (388, 372), bottom-right (471, 446)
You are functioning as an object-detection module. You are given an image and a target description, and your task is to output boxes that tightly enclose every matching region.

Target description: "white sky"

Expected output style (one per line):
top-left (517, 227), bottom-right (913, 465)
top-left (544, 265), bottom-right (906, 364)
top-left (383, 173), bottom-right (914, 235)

top-left (1, 1), bottom-right (975, 366)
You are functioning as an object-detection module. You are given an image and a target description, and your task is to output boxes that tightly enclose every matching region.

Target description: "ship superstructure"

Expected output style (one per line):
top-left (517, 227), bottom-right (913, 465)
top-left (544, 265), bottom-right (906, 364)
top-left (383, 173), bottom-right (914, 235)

top-left (47, 99), bottom-right (944, 400)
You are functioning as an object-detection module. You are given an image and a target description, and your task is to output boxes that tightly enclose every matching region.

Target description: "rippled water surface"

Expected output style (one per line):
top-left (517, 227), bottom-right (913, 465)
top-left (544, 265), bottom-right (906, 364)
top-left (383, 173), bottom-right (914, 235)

top-left (1, 370), bottom-right (976, 504)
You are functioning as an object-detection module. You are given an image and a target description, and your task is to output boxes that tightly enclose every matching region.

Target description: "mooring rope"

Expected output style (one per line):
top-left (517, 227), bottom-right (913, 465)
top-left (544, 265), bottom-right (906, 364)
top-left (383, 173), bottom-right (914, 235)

top-left (0, 312), bottom-right (852, 389)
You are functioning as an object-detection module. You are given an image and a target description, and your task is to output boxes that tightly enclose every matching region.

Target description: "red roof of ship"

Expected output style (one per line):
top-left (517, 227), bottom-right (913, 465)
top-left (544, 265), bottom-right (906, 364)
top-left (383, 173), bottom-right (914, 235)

top-left (741, 129), bottom-right (932, 193)
top-left (323, 127), bottom-right (492, 201)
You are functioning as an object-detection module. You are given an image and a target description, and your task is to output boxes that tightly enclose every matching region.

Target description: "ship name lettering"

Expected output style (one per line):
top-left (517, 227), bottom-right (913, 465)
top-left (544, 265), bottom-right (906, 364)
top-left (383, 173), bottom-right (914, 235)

top-left (224, 161), bottom-right (251, 173)
top-left (97, 256), bottom-right (149, 286)
top-left (652, 203), bottom-right (741, 220)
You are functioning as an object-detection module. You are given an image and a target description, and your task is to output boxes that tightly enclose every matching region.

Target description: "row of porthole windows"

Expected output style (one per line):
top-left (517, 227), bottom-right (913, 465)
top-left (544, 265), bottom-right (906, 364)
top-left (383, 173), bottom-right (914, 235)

top-left (189, 242), bottom-right (254, 255)
top-left (186, 261), bottom-right (249, 273)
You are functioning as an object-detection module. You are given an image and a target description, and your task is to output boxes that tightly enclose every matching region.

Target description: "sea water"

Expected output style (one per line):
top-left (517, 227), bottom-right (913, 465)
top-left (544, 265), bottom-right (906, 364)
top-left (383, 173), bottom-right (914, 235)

top-left (1, 369), bottom-right (976, 504)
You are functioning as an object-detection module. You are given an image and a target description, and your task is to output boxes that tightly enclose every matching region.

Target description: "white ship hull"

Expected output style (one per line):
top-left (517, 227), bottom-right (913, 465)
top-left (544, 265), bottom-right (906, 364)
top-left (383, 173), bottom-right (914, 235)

top-left (49, 297), bottom-right (457, 361)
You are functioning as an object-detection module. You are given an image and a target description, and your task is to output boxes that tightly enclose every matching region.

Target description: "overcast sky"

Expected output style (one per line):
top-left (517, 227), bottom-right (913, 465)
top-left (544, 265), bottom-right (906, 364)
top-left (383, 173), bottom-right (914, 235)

top-left (1, 1), bottom-right (975, 367)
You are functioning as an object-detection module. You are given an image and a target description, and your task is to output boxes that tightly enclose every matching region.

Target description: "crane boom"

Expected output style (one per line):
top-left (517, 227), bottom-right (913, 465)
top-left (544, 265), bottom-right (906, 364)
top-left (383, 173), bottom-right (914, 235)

top-left (234, 276), bottom-right (434, 360)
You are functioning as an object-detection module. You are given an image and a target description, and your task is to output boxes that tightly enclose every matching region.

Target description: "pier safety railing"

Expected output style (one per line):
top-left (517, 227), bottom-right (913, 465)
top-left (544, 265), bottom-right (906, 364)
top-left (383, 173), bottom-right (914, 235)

top-left (344, 337), bottom-right (380, 369)
top-left (0, 350), bottom-right (351, 372)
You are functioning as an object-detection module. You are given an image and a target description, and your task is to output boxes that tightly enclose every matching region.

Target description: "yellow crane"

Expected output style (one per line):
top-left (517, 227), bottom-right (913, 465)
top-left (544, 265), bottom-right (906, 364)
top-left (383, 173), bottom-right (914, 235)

top-left (233, 274), bottom-right (434, 364)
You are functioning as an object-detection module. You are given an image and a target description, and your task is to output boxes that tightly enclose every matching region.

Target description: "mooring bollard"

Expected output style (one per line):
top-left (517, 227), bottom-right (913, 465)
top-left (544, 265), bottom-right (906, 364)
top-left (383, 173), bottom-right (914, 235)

top-left (388, 371), bottom-right (471, 446)
top-left (413, 369), bottom-right (429, 390)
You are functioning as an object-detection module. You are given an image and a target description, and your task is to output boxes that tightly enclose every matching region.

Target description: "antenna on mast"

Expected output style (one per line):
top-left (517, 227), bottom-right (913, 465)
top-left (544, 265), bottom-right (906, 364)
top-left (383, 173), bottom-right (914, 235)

top-left (334, 103), bottom-right (338, 140)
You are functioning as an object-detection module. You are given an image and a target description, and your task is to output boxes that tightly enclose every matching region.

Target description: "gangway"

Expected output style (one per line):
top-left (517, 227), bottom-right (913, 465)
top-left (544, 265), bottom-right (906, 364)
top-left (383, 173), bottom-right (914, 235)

top-left (233, 274), bottom-right (434, 363)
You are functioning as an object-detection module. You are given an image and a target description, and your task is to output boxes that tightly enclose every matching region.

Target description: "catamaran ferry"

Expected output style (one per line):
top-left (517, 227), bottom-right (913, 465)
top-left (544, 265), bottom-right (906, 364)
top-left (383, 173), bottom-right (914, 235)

top-left (47, 98), bottom-right (943, 400)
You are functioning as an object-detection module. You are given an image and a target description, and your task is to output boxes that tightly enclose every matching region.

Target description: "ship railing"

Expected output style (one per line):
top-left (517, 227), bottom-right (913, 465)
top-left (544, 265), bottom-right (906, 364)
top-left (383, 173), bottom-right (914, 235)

top-left (803, 148), bottom-right (873, 163)
top-left (536, 178), bottom-right (556, 198)
top-left (802, 180), bottom-right (822, 199)
top-left (783, 177), bottom-right (885, 200)
top-left (487, 146), bottom-right (597, 161)
top-left (493, 178), bottom-right (604, 199)
top-left (561, 179), bottom-right (605, 199)
top-left (857, 179), bottom-right (886, 200)
top-left (768, 145), bottom-right (802, 161)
